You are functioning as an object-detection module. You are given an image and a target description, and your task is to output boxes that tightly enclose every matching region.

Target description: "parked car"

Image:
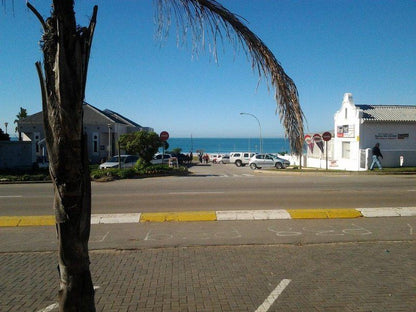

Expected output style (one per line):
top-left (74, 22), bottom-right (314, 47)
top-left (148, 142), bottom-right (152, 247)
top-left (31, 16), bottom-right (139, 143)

top-left (248, 153), bottom-right (290, 170)
top-left (151, 153), bottom-right (172, 164)
top-left (218, 154), bottom-right (230, 164)
top-left (209, 153), bottom-right (230, 164)
top-left (99, 155), bottom-right (139, 169)
top-left (209, 154), bottom-right (221, 163)
top-left (230, 152), bottom-right (256, 167)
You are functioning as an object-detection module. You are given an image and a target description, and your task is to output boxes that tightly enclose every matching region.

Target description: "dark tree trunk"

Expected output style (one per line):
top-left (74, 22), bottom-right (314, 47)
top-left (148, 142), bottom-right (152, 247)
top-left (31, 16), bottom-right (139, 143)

top-left (28, 1), bottom-right (98, 311)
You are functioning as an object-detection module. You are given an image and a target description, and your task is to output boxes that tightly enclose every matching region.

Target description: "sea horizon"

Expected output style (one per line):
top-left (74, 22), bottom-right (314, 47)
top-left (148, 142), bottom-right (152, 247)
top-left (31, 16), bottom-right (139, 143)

top-left (165, 137), bottom-right (291, 154)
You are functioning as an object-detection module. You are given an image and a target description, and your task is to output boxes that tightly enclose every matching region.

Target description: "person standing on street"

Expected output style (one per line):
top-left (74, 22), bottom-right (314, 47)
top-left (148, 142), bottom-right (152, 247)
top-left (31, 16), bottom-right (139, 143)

top-left (370, 143), bottom-right (383, 170)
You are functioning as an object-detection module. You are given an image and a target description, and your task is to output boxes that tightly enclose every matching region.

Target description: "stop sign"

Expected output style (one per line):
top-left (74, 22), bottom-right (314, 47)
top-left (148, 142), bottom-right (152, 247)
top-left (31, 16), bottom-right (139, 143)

top-left (160, 131), bottom-right (169, 141)
top-left (322, 131), bottom-right (332, 141)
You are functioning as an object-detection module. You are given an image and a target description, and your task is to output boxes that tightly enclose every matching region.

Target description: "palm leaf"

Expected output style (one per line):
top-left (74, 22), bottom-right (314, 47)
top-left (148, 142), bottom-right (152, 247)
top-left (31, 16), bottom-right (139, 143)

top-left (155, 0), bottom-right (305, 153)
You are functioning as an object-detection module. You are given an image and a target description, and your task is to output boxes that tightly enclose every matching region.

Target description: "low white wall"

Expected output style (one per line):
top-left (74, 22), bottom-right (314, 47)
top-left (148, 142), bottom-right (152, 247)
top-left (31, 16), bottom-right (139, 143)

top-left (288, 148), bottom-right (416, 171)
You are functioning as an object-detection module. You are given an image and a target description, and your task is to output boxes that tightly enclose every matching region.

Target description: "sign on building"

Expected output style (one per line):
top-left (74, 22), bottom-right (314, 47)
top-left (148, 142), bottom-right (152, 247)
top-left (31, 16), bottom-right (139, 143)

top-left (337, 125), bottom-right (355, 138)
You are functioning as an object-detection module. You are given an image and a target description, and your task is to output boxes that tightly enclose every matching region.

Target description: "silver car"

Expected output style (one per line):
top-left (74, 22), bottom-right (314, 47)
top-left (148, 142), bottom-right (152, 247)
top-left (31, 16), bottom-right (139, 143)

top-left (249, 153), bottom-right (290, 170)
top-left (151, 153), bottom-right (172, 164)
top-left (99, 155), bottom-right (139, 169)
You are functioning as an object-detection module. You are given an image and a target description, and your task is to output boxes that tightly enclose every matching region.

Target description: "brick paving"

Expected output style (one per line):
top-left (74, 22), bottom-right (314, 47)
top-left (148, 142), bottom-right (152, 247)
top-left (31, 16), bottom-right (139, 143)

top-left (1, 241), bottom-right (415, 312)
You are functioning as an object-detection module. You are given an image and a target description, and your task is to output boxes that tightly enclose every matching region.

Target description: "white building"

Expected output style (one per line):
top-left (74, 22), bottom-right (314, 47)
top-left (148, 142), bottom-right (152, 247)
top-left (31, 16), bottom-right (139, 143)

top-left (300, 93), bottom-right (416, 171)
top-left (18, 103), bottom-right (154, 164)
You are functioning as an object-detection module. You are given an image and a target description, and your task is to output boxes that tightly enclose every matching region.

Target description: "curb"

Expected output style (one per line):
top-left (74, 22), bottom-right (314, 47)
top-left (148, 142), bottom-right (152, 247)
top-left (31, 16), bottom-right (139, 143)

top-left (1, 207), bottom-right (415, 227)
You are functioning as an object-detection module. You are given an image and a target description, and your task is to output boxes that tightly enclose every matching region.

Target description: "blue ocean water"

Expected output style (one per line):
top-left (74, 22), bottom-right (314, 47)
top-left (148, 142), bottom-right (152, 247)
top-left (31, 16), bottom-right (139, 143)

top-left (166, 138), bottom-right (290, 154)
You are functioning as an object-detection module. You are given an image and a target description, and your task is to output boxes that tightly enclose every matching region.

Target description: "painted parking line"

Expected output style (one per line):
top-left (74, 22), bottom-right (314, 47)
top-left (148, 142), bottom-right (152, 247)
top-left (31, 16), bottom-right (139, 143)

top-left (255, 279), bottom-right (291, 312)
top-left (1, 207), bottom-right (415, 226)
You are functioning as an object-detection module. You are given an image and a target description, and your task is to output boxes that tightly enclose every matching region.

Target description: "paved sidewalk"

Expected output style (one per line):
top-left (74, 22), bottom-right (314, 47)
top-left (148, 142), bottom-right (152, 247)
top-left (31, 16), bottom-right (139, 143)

top-left (1, 241), bottom-right (415, 312)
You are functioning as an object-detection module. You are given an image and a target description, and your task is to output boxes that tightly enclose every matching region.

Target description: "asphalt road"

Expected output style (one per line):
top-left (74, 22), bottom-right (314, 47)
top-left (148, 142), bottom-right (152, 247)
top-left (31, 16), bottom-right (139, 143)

top-left (1, 163), bottom-right (415, 215)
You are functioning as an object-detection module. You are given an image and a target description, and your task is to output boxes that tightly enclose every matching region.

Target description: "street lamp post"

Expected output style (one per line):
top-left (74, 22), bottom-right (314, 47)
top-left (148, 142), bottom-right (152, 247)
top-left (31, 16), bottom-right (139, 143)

top-left (107, 123), bottom-right (112, 159)
top-left (4, 122), bottom-right (8, 134)
top-left (240, 112), bottom-right (263, 153)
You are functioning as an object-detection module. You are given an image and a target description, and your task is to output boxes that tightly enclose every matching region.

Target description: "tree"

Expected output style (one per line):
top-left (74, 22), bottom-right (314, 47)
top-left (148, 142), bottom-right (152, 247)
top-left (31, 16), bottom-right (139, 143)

top-left (0, 128), bottom-right (10, 141)
top-left (17, 1), bottom-right (304, 311)
top-left (14, 107), bottom-right (27, 140)
top-left (26, 2), bottom-right (98, 311)
top-left (119, 131), bottom-right (162, 166)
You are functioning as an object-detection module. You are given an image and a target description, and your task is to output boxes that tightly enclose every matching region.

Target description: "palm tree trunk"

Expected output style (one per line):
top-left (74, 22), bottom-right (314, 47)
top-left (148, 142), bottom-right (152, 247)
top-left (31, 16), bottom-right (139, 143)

top-left (29, 1), bottom-right (98, 311)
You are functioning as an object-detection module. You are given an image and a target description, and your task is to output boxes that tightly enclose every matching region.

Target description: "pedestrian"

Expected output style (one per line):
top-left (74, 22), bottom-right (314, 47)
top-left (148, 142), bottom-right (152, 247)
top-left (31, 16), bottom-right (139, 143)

top-left (203, 154), bottom-right (209, 164)
top-left (370, 143), bottom-right (383, 170)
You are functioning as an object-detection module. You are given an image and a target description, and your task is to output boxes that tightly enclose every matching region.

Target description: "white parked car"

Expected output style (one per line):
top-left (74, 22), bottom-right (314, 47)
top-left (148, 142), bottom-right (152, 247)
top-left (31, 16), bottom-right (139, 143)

top-left (151, 153), bottom-right (172, 164)
top-left (248, 153), bottom-right (290, 170)
top-left (230, 152), bottom-right (256, 167)
top-left (209, 153), bottom-right (230, 164)
top-left (208, 154), bottom-right (221, 163)
top-left (99, 155), bottom-right (139, 169)
top-left (218, 154), bottom-right (230, 164)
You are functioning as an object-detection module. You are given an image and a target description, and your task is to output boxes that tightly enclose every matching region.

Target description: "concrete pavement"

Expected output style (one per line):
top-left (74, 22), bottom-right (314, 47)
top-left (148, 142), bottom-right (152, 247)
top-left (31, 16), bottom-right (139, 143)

top-left (1, 241), bottom-right (415, 311)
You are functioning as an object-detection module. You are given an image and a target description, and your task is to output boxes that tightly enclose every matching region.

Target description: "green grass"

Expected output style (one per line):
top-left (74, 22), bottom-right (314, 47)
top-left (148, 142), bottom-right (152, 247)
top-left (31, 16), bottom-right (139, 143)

top-left (0, 168), bottom-right (51, 182)
top-left (0, 164), bottom-right (189, 183)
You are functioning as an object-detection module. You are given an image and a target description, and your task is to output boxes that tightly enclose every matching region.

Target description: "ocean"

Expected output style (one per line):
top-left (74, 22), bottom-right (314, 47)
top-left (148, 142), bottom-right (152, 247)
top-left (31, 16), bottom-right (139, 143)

top-left (165, 138), bottom-right (290, 154)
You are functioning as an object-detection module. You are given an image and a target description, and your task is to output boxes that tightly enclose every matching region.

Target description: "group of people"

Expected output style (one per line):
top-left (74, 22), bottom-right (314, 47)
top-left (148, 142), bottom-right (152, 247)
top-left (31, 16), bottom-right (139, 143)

top-left (198, 152), bottom-right (210, 164)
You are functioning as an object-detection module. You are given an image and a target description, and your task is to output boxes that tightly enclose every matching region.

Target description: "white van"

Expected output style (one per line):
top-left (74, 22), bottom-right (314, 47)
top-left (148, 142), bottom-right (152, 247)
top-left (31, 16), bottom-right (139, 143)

top-left (229, 152), bottom-right (256, 167)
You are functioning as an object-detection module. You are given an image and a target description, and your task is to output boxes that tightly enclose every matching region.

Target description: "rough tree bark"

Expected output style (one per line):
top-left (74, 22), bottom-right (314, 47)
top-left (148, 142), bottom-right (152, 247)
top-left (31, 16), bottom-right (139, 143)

top-left (28, 1), bottom-right (98, 311)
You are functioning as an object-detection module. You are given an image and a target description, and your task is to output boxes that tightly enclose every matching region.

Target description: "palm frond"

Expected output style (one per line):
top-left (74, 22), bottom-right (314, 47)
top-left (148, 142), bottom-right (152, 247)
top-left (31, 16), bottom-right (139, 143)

top-left (155, 0), bottom-right (305, 153)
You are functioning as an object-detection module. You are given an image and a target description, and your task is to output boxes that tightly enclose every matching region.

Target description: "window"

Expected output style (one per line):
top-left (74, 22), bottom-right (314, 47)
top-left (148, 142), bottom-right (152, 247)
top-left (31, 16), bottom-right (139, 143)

top-left (342, 142), bottom-right (350, 159)
top-left (345, 108), bottom-right (348, 119)
top-left (93, 132), bottom-right (99, 153)
top-left (34, 132), bottom-right (40, 153)
top-left (126, 156), bottom-right (139, 162)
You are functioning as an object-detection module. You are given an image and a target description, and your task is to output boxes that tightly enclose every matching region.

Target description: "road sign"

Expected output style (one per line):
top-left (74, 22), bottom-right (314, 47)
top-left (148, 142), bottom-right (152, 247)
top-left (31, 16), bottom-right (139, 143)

top-left (313, 133), bottom-right (322, 142)
top-left (322, 132), bottom-right (332, 142)
top-left (160, 131), bottom-right (169, 141)
top-left (313, 134), bottom-right (324, 153)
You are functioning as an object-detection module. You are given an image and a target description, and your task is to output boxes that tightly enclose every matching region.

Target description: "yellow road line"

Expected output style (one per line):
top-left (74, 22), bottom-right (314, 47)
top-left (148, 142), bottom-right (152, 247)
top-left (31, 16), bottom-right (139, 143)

top-left (287, 209), bottom-right (362, 219)
top-left (0, 215), bottom-right (55, 227)
top-left (140, 211), bottom-right (217, 222)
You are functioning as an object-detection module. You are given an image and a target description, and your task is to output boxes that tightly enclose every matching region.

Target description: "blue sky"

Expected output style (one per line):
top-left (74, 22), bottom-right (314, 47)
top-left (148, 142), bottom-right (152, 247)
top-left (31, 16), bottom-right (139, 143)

top-left (1, 0), bottom-right (415, 138)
